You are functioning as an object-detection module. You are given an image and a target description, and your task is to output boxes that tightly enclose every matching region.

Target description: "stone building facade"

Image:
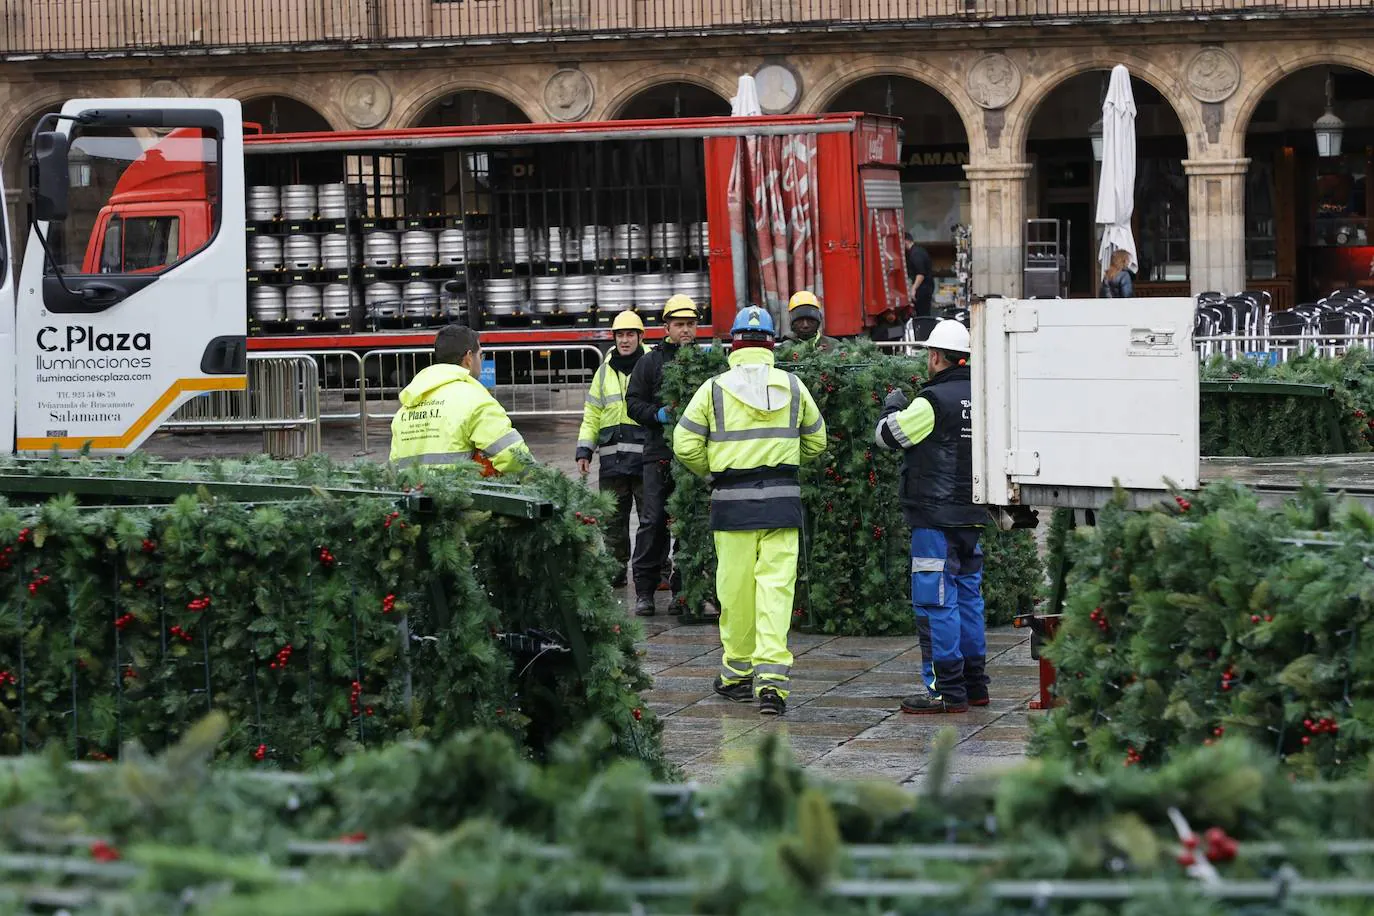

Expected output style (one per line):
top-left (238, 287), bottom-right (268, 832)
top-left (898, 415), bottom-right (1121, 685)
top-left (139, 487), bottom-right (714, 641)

top-left (1, 3), bottom-right (1371, 307)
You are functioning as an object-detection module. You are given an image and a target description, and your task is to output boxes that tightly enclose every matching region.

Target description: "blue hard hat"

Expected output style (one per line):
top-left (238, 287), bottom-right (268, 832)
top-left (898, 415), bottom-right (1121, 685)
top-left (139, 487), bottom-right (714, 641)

top-left (730, 305), bottom-right (776, 338)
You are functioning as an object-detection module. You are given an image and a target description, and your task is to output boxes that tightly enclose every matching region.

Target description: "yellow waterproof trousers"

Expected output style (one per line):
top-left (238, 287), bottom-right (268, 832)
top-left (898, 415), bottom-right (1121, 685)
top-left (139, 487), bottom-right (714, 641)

top-left (713, 528), bottom-right (798, 698)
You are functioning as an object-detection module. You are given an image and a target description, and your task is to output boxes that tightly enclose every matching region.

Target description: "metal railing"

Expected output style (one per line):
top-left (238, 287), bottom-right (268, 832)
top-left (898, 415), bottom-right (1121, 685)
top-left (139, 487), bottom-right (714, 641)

top-left (1194, 333), bottom-right (1374, 363)
top-left (2, 0), bottom-right (1367, 56)
top-left (163, 353), bottom-right (321, 458)
top-left (361, 344), bottom-right (603, 447)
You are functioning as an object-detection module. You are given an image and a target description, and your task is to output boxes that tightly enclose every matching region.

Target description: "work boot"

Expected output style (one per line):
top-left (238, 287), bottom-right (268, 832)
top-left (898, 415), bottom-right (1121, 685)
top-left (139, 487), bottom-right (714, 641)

top-left (633, 594), bottom-right (655, 617)
top-left (757, 686), bottom-right (786, 716)
top-left (966, 689), bottom-right (990, 707)
top-left (900, 693), bottom-right (969, 715)
top-left (713, 677), bottom-right (754, 703)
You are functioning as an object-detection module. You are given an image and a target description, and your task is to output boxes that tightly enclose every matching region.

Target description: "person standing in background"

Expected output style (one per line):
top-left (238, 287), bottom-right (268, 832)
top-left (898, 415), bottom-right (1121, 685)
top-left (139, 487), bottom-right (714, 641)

top-left (781, 290), bottom-right (841, 353)
top-left (905, 232), bottom-right (935, 319)
top-left (1101, 249), bottom-right (1135, 298)
top-left (576, 311), bottom-right (650, 588)
top-left (625, 295), bottom-right (700, 617)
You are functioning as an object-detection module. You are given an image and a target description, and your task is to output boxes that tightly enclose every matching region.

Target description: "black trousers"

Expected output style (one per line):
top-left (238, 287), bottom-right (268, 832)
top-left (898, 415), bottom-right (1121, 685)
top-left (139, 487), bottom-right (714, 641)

top-left (632, 459), bottom-right (675, 593)
top-left (600, 473), bottom-right (642, 568)
top-left (913, 289), bottom-right (934, 319)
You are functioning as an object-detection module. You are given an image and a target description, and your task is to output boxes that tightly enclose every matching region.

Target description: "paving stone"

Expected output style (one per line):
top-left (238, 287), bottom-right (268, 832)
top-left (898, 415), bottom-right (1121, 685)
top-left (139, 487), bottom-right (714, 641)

top-left (806, 694), bottom-right (901, 710)
top-left (852, 718), bottom-right (986, 741)
top-left (769, 704), bottom-right (892, 728)
top-left (809, 748), bottom-right (922, 783)
top-left (645, 676), bottom-right (715, 694)
top-left (973, 725), bottom-right (1033, 743)
top-left (955, 739), bottom-right (1033, 758)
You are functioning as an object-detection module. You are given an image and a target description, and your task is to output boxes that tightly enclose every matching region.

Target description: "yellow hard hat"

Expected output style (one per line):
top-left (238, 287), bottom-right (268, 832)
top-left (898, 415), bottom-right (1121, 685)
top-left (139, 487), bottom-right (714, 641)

top-left (788, 290), bottom-right (820, 311)
top-left (612, 311), bottom-right (645, 332)
top-left (662, 294), bottom-right (699, 321)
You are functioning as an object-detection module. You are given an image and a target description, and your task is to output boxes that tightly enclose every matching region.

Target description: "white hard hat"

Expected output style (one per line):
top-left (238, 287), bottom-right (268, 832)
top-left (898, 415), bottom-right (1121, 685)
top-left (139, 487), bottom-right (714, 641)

top-left (924, 319), bottom-right (970, 354)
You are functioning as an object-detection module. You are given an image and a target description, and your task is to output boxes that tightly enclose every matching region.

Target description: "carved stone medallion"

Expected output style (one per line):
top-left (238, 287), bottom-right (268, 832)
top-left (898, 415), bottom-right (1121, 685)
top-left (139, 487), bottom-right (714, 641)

top-left (754, 63), bottom-right (801, 115)
top-left (143, 78), bottom-right (188, 99)
top-left (966, 53), bottom-right (1021, 110)
top-left (544, 68), bottom-right (594, 122)
top-left (1186, 47), bottom-right (1240, 104)
top-left (342, 75), bottom-right (392, 129)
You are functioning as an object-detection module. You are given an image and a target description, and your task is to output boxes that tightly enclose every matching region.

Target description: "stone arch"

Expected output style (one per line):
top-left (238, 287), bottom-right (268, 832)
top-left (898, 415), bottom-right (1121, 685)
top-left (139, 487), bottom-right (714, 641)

top-left (391, 76), bottom-right (538, 129)
top-left (600, 70), bottom-right (737, 121)
top-left (1006, 53), bottom-right (1207, 160)
top-left (803, 58), bottom-right (982, 151)
top-left (201, 76), bottom-right (348, 131)
top-left (1224, 44), bottom-right (1374, 154)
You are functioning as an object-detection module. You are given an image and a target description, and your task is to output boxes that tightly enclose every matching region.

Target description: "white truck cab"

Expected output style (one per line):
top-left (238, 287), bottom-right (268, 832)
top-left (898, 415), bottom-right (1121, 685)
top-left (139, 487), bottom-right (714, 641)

top-left (2, 97), bottom-right (246, 456)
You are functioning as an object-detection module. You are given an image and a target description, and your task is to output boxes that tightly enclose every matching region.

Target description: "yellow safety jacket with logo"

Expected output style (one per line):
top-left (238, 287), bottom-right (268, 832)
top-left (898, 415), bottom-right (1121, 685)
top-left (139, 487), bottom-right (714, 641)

top-left (389, 363), bottom-right (529, 475)
top-left (673, 347), bottom-right (828, 530)
top-left (576, 346), bottom-right (649, 478)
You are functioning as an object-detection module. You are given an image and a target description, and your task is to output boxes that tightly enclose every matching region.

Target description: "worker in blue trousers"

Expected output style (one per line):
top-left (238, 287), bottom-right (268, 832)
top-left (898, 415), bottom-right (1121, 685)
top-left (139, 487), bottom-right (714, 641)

top-left (873, 318), bottom-right (991, 714)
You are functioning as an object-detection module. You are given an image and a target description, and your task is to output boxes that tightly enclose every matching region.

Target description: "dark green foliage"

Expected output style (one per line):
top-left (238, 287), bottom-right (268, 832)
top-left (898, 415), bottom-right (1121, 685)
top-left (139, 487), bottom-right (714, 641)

top-left (6, 718), bottom-right (1374, 913)
top-left (660, 340), bottom-right (1042, 635)
top-left (0, 456), bottom-right (664, 773)
top-left (1031, 483), bottom-right (1374, 779)
top-left (1200, 350), bottom-right (1374, 456)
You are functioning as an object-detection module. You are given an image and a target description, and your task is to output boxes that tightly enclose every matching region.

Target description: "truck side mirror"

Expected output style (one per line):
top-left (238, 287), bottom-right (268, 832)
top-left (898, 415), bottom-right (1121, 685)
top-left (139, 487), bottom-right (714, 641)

top-left (31, 130), bottom-right (71, 222)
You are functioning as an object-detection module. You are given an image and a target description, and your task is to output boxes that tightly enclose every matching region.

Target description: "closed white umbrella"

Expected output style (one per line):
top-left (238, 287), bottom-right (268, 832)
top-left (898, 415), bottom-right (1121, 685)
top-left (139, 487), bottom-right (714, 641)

top-left (1095, 64), bottom-right (1138, 278)
top-left (730, 74), bottom-right (762, 116)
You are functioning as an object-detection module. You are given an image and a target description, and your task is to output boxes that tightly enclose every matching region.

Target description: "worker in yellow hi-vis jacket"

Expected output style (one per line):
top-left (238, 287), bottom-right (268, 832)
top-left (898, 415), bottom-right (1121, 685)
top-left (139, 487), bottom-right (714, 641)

top-left (390, 324), bottom-right (530, 476)
top-left (673, 306), bottom-right (827, 716)
top-left (576, 311), bottom-right (651, 586)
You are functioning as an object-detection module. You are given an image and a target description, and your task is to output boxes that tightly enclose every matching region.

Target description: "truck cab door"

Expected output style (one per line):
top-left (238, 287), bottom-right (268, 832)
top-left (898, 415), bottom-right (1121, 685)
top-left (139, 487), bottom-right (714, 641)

top-left (13, 98), bottom-right (245, 455)
top-left (971, 296), bottom-right (1199, 509)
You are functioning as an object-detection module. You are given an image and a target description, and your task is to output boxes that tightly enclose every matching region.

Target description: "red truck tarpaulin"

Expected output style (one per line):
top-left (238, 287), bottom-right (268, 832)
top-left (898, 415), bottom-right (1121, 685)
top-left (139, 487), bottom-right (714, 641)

top-left (727, 128), bottom-right (821, 337)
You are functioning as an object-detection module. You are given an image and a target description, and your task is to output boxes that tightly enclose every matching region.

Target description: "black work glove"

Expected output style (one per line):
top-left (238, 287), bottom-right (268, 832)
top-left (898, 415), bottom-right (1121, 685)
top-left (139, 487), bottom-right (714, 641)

top-left (881, 388), bottom-right (909, 418)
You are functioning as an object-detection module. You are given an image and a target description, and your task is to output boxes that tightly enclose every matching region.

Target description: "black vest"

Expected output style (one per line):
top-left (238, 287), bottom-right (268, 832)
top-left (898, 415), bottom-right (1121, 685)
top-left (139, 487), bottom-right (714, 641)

top-left (900, 364), bottom-right (988, 529)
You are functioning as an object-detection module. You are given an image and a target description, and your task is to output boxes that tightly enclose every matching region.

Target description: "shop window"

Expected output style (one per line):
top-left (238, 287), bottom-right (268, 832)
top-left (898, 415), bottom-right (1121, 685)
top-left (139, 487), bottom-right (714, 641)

top-left (1246, 158), bottom-right (1278, 280)
top-left (1311, 152), bottom-right (1369, 247)
top-left (1136, 157), bottom-right (1189, 282)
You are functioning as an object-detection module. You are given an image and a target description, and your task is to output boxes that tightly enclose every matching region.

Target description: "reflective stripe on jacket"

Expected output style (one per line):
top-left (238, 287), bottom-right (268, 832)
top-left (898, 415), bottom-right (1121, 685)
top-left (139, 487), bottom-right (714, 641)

top-left (576, 349), bottom-right (647, 478)
top-left (673, 347), bottom-right (827, 531)
top-left (389, 363), bottom-right (529, 476)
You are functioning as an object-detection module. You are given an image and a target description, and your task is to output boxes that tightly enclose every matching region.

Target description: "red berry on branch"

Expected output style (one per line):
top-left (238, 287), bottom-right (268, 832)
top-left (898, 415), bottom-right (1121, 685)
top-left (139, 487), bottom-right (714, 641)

top-left (1214, 727), bottom-right (1224, 737)
top-left (632, 707), bottom-right (643, 721)
top-left (1250, 615), bottom-right (1260, 623)
top-left (365, 706), bottom-right (374, 716)
top-left (1177, 851), bottom-right (1196, 867)
top-left (1264, 615), bottom-right (1273, 622)
top-left (1301, 736), bottom-right (1311, 746)
top-left (1183, 836), bottom-right (1199, 850)
top-left (90, 841), bottom-right (121, 863)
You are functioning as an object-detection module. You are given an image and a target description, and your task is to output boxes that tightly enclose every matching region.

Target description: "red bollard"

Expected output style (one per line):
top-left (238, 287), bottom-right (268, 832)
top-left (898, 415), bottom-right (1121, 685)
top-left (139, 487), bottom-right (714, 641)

top-left (1013, 613), bottom-right (1062, 710)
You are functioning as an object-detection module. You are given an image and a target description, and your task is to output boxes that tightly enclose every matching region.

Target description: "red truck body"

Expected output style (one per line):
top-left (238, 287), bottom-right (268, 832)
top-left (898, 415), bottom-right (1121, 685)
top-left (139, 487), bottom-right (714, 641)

top-left (84, 113), bottom-right (907, 352)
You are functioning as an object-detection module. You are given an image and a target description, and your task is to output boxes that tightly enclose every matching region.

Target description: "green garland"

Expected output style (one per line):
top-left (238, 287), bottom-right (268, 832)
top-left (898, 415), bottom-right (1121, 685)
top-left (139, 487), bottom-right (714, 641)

top-left (1200, 350), bottom-right (1374, 456)
top-left (1031, 482), bottom-right (1373, 779)
top-left (660, 341), bottom-right (1041, 634)
top-left (0, 456), bottom-right (665, 774)
top-left (5, 716), bottom-right (1374, 913)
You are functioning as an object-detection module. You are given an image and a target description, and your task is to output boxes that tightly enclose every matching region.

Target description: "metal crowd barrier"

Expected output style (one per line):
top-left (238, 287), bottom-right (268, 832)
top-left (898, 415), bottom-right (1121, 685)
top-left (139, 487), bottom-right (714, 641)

top-left (360, 344), bottom-right (604, 450)
top-left (162, 353), bottom-right (321, 458)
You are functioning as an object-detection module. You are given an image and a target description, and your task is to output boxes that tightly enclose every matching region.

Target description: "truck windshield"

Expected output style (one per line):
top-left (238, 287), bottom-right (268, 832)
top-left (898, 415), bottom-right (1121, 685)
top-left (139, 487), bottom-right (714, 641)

top-left (45, 124), bottom-right (216, 277)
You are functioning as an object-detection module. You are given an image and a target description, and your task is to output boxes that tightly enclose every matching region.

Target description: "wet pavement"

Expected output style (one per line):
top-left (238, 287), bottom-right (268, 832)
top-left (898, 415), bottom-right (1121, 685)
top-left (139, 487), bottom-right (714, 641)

top-left (143, 418), bottom-right (1038, 782)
